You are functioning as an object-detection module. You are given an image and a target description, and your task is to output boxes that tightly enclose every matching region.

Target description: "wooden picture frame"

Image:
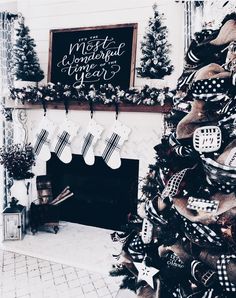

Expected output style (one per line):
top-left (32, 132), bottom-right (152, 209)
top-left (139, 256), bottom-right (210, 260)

top-left (48, 23), bottom-right (138, 89)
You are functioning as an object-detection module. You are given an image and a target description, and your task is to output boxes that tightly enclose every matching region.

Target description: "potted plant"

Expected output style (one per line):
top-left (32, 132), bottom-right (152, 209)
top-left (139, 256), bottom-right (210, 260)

top-left (0, 143), bottom-right (35, 208)
top-left (12, 16), bottom-right (44, 88)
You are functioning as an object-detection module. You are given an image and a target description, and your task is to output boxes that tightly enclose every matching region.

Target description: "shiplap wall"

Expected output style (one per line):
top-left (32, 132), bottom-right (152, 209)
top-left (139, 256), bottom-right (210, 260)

top-left (17, 0), bottom-right (185, 88)
top-left (8, 0), bottom-right (186, 202)
top-left (0, 1), bottom-right (17, 12)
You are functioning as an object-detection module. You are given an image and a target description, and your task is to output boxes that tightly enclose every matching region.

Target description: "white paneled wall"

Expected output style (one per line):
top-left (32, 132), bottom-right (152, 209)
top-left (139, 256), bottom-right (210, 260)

top-left (17, 0), bottom-right (185, 88)
top-left (9, 0), bottom-right (186, 201)
top-left (0, 0), bottom-right (17, 12)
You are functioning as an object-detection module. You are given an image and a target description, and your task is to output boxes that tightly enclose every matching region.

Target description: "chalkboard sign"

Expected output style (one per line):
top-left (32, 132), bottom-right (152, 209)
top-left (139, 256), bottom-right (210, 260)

top-left (48, 23), bottom-right (137, 89)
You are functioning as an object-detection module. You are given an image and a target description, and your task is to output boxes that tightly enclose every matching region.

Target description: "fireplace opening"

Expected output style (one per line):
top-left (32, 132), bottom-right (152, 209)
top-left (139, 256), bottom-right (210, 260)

top-left (46, 153), bottom-right (139, 230)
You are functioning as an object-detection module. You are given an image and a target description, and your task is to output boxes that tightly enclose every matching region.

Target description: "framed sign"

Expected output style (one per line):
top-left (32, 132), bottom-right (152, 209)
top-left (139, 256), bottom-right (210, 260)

top-left (48, 23), bottom-right (137, 89)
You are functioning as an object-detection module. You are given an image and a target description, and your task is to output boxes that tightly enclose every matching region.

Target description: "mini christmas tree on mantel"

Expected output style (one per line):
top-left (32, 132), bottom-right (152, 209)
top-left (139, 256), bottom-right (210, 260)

top-left (12, 16), bottom-right (44, 85)
top-left (137, 4), bottom-right (174, 79)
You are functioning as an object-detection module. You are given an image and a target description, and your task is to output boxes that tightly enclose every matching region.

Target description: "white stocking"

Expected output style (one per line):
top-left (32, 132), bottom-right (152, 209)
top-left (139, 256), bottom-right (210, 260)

top-left (52, 119), bottom-right (78, 163)
top-left (81, 119), bottom-right (103, 165)
top-left (102, 120), bottom-right (131, 169)
top-left (33, 117), bottom-right (56, 161)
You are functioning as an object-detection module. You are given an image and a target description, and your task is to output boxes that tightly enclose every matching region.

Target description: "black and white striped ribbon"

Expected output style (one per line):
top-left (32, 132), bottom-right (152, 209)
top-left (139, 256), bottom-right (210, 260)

top-left (81, 133), bottom-right (94, 158)
top-left (173, 287), bottom-right (215, 298)
top-left (218, 99), bottom-right (234, 116)
top-left (102, 133), bottom-right (121, 163)
top-left (172, 285), bottom-right (184, 298)
top-left (145, 200), bottom-right (168, 225)
top-left (201, 157), bottom-right (236, 193)
top-left (54, 131), bottom-right (71, 157)
top-left (177, 71), bottom-right (197, 90)
top-left (202, 157), bottom-right (236, 176)
top-left (187, 50), bottom-right (200, 64)
top-left (169, 133), bottom-right (193, 157)
top-left (34, 129), bottom-right (50, 155)
top-left (182, 216), bottom-right (223, 247)
top-left (110, 231), bottom-right (130, 243)
top-left (201, 289), bottom-right (215, 298)
top-left (192, 93), bottom-right (221, 101)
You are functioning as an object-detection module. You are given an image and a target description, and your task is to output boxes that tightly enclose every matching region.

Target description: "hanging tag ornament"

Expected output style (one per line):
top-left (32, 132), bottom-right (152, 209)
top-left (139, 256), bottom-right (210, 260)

top-left (193, 126), bottom-right (222, 153)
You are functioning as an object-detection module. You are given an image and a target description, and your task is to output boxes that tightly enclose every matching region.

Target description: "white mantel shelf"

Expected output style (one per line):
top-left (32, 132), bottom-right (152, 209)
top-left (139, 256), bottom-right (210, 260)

top-left (6, 100), bottom-right (172, 113)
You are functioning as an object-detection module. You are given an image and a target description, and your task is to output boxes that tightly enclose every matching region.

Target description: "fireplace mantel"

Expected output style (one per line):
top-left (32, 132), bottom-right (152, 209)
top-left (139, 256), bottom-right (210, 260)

top-left (10, 102), bottom-right (166, 213)
top-left (5, 99), bottom-right (172, 113)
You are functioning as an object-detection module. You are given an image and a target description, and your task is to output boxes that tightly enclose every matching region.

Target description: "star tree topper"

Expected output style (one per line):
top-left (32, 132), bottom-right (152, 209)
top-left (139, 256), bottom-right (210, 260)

top-left (134, 259), bottom-right (159, 289)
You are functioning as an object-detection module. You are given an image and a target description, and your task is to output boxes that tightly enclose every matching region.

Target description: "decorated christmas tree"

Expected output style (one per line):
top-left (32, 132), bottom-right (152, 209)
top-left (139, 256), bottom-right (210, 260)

top-left (111, 14), bottom-right (236, 298)
top-left (12, 17), bottom-right (44, 82)
top-left (137, 4), bottom-right (173, 79)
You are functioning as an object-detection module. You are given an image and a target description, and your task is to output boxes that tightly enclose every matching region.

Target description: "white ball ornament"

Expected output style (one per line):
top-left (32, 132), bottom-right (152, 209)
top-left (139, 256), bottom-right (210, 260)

top-left (153, 59), bottom-right (158, 65)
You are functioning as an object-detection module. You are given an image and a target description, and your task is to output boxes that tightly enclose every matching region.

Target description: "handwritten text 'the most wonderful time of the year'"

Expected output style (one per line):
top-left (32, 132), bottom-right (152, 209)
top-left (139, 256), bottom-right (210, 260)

top-left (57, 36), bottom-right (126, 87)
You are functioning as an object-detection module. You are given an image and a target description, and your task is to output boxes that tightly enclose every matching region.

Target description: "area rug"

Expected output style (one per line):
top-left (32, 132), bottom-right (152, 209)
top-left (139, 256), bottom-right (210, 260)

top-left (0, 222), bottom-right (121, 274)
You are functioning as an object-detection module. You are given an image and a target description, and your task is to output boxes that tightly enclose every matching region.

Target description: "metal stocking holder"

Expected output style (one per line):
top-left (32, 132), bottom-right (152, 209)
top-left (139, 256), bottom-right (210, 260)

top-left (63, 97), bottom-right (69, 115)
top-left (89, 98), bottom-right (93, 118)
top-left (42, 98), bottom-right (47, 116)
top-left (115, 100), bottom-right (119, 119)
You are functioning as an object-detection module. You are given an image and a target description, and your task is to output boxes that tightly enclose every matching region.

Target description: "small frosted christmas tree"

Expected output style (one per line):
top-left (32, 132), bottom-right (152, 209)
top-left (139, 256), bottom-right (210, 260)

top-left (137, 4), bottom-right (173, 79)
top-left (12, 17), bottom-right (44, 82)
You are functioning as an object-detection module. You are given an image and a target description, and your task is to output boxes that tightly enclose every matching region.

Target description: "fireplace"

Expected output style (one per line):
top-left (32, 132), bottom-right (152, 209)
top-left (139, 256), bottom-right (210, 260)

top-left (26, 109), bottom-right (163, 230)
top-left (46, 153), bottom-right (139, 230)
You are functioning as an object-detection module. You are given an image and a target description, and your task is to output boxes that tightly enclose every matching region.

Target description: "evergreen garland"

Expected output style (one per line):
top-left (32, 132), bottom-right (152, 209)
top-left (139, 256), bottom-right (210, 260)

top-left (12, 17), bottom-right (44, 82)
top-left (9, 83), bottom-right (175, 106)
top-left (137, 4), bottom-right (174, 79)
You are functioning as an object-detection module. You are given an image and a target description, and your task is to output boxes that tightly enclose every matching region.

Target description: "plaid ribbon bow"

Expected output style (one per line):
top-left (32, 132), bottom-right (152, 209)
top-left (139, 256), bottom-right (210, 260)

top-left (161, 168), bottom-right (190, 201)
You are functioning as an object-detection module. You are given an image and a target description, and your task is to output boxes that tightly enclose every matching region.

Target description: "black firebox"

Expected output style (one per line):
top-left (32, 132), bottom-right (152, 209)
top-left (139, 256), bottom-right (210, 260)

top-left (46, 153), bottom-right (139, 230)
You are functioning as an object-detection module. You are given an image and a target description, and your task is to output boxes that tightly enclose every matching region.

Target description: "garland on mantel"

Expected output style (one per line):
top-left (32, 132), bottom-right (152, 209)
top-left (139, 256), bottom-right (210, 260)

top-left (9, 82), bottom-right (175, 107)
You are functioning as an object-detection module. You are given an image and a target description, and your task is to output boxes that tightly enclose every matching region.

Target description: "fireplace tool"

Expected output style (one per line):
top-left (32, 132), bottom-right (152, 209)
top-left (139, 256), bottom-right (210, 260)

top-left (29, 175), bottom-right (74, 234)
